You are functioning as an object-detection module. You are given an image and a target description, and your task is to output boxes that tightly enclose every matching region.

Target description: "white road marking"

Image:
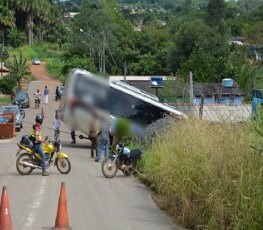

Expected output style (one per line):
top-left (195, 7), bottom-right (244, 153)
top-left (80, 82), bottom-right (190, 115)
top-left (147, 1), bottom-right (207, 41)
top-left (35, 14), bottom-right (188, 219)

top-left (21, 178), bottom-right (47, 230)
top-left (0, 139), bottom-right (12, 144)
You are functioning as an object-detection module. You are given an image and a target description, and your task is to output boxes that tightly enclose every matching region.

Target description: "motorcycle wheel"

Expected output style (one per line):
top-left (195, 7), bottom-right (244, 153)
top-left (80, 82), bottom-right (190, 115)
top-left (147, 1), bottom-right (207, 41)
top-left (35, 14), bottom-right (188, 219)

top-left (56, 158), bottom-right (71, 174)
top-left (20, 110), bottom-right (25, 119)
top-left (16, 152), bottom-right (34, 175)
top-left (102, 157), bottom-right (118, 178)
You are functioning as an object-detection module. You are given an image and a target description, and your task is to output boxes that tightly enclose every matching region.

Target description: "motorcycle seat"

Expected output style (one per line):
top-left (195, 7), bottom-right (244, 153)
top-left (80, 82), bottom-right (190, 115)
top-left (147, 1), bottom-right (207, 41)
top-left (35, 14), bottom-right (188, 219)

top-left (130, 149), bottom-right (142, 160)
top-left (23, 144), bottom-right (36, 152)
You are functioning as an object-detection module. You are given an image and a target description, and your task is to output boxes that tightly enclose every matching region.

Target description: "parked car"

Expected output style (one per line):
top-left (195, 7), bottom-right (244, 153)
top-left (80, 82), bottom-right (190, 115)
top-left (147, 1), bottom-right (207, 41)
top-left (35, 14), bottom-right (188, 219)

top-left (0, 106), bottom-right (23, 132)
top-left (32, 58), bottom-right (40, 65)
top-left (13, 92), bottom-right (30, 108)
top-left (55, 85), bottom-right (64, 101)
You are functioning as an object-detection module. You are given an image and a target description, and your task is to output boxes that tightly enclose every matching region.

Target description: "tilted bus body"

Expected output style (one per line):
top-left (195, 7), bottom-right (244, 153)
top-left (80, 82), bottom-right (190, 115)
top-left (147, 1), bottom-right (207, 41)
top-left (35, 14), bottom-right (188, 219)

top-left (59, 69), bottom-right (186, 136)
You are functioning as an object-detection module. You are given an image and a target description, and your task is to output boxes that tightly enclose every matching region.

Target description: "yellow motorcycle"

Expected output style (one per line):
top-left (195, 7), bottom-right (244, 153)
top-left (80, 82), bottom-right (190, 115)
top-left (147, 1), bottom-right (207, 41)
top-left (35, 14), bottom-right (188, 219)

top-left (16, 135), bottom-right (71, 175)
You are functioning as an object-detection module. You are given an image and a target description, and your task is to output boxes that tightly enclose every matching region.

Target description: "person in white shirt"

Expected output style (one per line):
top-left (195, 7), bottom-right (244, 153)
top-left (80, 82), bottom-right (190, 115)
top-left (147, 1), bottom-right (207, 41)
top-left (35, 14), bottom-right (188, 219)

top-left (44, 86), bottom-right (49, 105)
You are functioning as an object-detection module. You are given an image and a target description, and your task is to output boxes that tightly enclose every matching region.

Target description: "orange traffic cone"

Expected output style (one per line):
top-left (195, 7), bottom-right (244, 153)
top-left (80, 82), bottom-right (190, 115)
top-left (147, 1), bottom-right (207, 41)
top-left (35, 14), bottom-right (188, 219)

top-left (54, 182), bottom-right (72, 230)
top-left (0, 186), bottom-right (14, 230)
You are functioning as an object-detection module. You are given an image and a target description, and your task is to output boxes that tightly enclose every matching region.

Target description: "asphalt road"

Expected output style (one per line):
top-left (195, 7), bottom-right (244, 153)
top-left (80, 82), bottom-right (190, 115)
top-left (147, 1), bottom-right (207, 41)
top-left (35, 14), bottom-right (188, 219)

top-left (0, 78), bottom-right (181, 230)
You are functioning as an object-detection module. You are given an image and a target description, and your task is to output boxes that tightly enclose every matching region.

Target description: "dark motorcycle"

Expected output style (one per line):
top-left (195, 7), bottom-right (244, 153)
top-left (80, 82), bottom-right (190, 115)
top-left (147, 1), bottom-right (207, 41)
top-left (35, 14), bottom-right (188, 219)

top-left (35, 97), bottom-right (40, 109)
top-left (102, 143), bottom-right (142, 178)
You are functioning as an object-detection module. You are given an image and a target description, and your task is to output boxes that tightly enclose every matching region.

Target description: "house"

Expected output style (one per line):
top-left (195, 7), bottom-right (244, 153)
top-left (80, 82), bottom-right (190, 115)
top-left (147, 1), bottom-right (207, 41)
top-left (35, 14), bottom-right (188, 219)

top-left (192, 82), bottom-right (246, 105)
top-left (63, 12), bottom-right (79, 20)
top-left (120, 78), bottom-right (246, 105)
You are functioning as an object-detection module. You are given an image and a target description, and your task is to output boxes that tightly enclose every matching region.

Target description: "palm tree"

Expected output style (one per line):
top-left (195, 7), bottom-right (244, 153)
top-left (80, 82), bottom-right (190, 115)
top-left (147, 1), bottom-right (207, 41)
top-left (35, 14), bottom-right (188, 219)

top-left (9, 51), bottom-right (29, 90)
top-left (8, 0), bottom-right (49, 45)
top-left (0, 6), bottom-right (15, 29)
top-left (0, 6), bottom-right (15, 76)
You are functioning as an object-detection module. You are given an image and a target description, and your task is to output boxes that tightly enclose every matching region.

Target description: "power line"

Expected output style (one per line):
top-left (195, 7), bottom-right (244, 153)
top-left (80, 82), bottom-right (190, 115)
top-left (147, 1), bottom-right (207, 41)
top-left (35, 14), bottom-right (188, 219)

top-left (105, 40), bottom-right (122, 74)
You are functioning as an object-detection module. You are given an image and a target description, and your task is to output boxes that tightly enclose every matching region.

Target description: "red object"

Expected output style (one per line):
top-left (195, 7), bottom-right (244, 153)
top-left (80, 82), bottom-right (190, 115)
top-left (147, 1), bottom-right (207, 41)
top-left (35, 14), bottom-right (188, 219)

top-left (0, 113), bottom-right (16, 139)
top-left (54, 182), bottom-right (72, 230)
top-left (41, 107), bottom-right (45, 119)
top-left (0, 186), bottom-right (14, 230)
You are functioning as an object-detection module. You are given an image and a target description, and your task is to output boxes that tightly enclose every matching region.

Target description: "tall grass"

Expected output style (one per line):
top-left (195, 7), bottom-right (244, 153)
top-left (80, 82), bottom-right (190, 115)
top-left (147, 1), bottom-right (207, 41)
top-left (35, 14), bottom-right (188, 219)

top-left (46, 57), bottom-right (64, 81)
top-left (0, 96), bottom-right (11, 105)
top-left (142, 119), bottom-right (263, 229)
top-left (8, 43), bottom-right (60, 61)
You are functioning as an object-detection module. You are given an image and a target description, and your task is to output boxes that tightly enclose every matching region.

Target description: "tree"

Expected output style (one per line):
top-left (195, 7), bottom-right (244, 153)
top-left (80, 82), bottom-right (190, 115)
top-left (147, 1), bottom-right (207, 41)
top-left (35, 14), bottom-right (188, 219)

top-left (168, 20), bottom-right (228, 73)
top-left (207, 0), bottom-right (226, 27)
top-left (0, 6), bottom-right (15, 29)
top-left (0, 75), bottom-right (16, 95)
top-left (8, 28), bottom-right (26, 47)
top-left (9, 51), bottom-right (29, 90)
top-left (61, 55), bottom-right (96, 76)
top-left (8, 0), bottom-right (51, 45)
top-left (178, 50), bottom-right (235, 82)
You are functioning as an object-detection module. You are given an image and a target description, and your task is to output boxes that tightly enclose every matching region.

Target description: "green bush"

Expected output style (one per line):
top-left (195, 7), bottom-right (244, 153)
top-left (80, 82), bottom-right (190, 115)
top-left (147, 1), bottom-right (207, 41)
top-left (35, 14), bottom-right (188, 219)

top-left (61, 55), bottom-right (96, 76)
top-left (0, 75), bottom-right (16, 95)
top-left (8, 28), bottom-right (26, 48)
top-left (142, 119), bottom-right (263, 229)
top-left (46, 57), bottom-right (64, 80)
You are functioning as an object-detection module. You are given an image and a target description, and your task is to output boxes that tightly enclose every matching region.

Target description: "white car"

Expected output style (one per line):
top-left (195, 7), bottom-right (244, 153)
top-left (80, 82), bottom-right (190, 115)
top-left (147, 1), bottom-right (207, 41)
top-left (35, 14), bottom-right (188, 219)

top-left (32, 58), bottom-right (40, 65)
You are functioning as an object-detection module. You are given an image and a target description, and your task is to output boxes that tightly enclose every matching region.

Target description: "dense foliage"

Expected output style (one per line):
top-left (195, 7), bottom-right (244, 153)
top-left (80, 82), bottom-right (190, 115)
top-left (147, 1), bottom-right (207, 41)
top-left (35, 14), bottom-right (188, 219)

top-left (0, 0), bottom-right (262, 90)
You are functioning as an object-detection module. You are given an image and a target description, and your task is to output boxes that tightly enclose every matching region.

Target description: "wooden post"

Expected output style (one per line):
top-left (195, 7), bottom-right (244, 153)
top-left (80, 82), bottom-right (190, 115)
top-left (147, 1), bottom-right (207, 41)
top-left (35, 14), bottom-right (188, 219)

top-left (124, 61), bottom-right (127, 83)
top-left (199, 96), bottom-right (204, 119)
top-left (189, 71), bottom-right (194, 115)
top-left (189, 71), bottom-right (194, 104)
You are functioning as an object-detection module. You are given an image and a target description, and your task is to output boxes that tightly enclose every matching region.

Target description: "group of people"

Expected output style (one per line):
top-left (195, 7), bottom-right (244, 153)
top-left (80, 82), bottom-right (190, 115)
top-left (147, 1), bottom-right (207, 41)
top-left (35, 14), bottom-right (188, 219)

top-left (34, 86), bottom-right (49, 105)
top-left (30, 106), bottom-right (111, 176)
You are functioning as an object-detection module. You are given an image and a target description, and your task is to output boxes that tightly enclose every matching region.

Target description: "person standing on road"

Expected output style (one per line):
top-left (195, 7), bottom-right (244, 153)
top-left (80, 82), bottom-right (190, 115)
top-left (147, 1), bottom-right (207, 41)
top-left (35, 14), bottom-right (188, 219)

top-left (95, 118), bottom-right (110, 162)
top-left (44, 86), bottom-right (49, 105)
top-left (31, 114), bottom-right (49, 176)
top-left (90, 118), bottom-right (99, 158)
top-left (71, 129), bottom-right (76, 144)
top-left (53, 110), bottom-right (61, 140)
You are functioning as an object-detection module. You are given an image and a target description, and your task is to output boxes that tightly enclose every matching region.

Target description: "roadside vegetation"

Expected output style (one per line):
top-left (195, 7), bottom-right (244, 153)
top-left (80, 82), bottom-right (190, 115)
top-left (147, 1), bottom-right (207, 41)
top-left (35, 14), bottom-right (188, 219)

top-left (0, 96), bottom-right (11, 105)
top-left (0, 1), bottom-right (263, 228)
top-left (139, 118), bottom-right (263, 229)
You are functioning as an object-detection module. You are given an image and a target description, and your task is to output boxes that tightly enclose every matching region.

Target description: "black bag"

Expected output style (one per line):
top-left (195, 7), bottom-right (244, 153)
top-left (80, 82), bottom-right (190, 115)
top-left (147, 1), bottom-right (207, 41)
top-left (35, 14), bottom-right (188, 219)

top-left (20, 135), bottom-right (31, 146)
top-left (130, 149), bottom-right (142, 160)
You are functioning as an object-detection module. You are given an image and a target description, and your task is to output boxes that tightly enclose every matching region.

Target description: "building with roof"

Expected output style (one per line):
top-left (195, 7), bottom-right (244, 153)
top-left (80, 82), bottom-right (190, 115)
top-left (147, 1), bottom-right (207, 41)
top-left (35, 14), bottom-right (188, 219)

top-left (121, 79), bottom-right (246, 105)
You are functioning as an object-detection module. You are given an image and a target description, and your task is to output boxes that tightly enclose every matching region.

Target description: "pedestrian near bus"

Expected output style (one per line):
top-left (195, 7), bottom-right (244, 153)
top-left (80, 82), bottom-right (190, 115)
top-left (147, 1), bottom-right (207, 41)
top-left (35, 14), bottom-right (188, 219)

top-left (53, 110), bottom-right (61, 140)
top-left (44, 86), bottom-right (49, 105)
top-left (71, 129), bottom-right (76, 144)
top-left (95, 118), bottom-right (110, 162)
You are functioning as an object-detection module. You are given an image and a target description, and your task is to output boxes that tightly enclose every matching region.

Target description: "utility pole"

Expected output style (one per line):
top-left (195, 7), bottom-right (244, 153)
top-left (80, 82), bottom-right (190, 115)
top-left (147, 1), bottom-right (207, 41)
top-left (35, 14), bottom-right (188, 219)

top-left (189, 71), bottom-right (194, 104)
top-left (124, 60), bottom-right (127, 83)
top-left (101, 31), bottom-right (106, 75)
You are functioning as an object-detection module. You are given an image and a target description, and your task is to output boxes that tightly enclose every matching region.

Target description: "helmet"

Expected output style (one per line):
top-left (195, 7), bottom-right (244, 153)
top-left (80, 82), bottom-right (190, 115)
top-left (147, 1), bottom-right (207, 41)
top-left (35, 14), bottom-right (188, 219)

top-left (35, 114), bottom-right (43, 124)
top-left (116, 142), bottom-right (124, 153)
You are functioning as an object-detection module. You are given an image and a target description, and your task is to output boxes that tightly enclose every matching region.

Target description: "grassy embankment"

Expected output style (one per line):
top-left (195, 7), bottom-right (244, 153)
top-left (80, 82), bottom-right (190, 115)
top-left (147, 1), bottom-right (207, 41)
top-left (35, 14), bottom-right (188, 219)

top-left (140, 119), bottom-right (263, 229)
top-left (8, 43), bottom-right (65, 81)
top-left (0, 96), bottom-right (11, 106)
